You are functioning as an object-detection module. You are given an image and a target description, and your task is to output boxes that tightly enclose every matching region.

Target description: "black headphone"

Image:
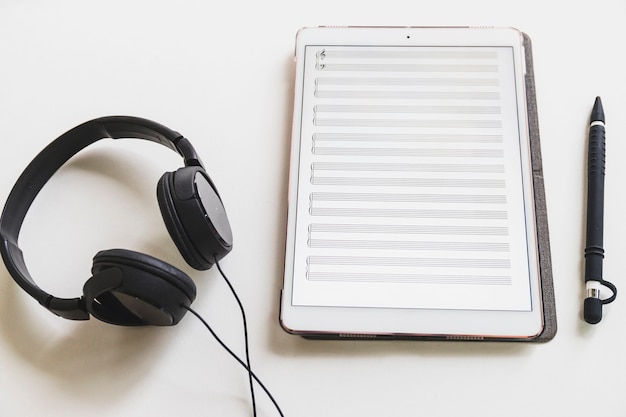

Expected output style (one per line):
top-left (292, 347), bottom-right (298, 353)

top-left (0, 116), bottom-right (233, 327)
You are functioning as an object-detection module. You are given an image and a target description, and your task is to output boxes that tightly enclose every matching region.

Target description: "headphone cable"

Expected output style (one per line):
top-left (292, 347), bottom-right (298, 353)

top-left (182, 259), bottom-right (285, 417)
top-left (215, 259), bottom-right (257, 416)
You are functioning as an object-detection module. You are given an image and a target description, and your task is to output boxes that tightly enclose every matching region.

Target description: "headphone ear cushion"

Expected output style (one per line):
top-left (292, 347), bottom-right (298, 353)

top-left (157, 171), bottom-right (203, 268)
top-left (84, 249), bottom-right (196, 326)
top-left (157, 172), bottom-right (198, 268)
top-left (157, 167), bottom-right (233, 270)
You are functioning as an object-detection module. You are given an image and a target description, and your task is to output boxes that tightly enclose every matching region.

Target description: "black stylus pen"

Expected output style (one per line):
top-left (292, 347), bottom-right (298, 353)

top-left (583, 96), bottom-right (617, 324)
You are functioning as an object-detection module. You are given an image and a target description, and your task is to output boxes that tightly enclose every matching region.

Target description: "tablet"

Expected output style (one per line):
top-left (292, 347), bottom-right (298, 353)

top-left (280, 26), bottom-right (555, 341)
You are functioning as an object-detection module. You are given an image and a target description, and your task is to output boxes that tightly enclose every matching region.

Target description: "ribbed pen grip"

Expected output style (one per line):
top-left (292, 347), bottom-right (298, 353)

top-left (588, 124), bottom-right (605, 176)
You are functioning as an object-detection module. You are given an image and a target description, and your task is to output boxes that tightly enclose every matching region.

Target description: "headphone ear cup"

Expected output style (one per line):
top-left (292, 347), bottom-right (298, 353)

top-left (157, 167), bottom-right (233, 270)
top-left (84, 249), bottom-right (196, 326)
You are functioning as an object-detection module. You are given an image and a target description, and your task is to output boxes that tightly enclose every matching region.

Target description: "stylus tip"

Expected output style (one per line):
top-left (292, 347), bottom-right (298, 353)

top-left (591, 96), bottom-right (605, 123)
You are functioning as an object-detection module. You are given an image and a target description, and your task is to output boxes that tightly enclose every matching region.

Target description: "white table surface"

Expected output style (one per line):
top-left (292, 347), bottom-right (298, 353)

top-left (1, 1), bottom-right (626, 416)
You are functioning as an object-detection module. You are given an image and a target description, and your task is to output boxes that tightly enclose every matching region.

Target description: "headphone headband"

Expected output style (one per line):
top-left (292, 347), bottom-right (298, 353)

top-left (0, 116), bottom-right (203, 320)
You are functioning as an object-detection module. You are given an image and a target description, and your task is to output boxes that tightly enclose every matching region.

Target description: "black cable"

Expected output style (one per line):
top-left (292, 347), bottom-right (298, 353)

top-left (214, 258), bottom-right (257, 416)
top-left (184, 305), bottom-right (285, 417)
top-left (601, 279), bottom-right (617, 304)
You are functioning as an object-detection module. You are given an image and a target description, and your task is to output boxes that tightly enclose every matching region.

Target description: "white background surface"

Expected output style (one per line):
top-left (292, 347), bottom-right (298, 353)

top-left (1, 1), bottom-right (625, 416)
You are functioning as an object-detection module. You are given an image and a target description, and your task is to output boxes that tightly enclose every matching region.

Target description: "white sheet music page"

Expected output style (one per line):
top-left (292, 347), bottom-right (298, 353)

top-left (291, 44), bottom-right (533, 312)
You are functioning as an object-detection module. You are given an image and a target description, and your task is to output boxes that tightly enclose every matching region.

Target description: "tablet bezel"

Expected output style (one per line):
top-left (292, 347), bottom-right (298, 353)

top-left (281, 26), bottom-right (544, 340)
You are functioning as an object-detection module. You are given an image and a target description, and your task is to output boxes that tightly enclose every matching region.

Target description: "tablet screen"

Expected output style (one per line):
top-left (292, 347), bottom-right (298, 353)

top-left (282, 27), bottom-right (545, 339)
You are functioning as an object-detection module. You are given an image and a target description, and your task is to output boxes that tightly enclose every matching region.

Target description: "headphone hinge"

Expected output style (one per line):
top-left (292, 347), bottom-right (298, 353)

top-left (175, 137), bottom-right (204, 168)
top-left (45, 296), bottom-right (90, 321)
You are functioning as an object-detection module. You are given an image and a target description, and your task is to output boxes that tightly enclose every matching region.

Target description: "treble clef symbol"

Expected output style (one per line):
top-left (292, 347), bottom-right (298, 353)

top-left (316, 49), bottom-right (326, 70)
